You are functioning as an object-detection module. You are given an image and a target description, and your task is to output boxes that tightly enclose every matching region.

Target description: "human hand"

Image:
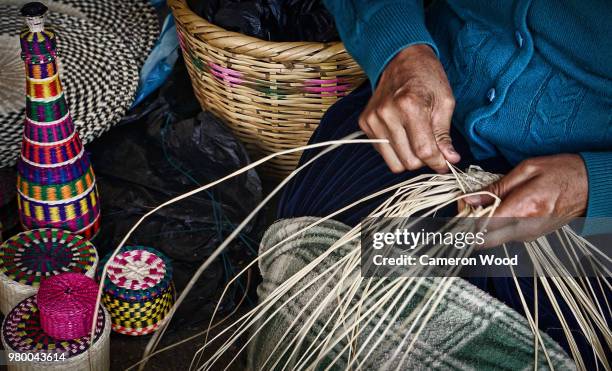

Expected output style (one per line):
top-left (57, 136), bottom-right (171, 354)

top-left (463, 154), bottom-right (589, 246)
top-left (359, 44), bottom-right (460, 174)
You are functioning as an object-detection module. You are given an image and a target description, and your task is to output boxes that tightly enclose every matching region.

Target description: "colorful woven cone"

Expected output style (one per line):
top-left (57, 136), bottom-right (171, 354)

top-left (0, 1), bottom-right (157, 168)
top-left (98, 246), bottom-right (175, 336)
top-left (16, 2), bottom-right (101, 240)
top-left (0, 228), bottom-right (98, 315)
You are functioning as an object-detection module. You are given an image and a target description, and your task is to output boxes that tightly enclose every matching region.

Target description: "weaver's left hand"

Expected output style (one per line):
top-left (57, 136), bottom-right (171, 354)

top-left (463, 154), bottom-right (588, 246)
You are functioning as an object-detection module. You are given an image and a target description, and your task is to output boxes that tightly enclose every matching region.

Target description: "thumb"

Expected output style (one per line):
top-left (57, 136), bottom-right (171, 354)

top-left (436, 134), bottom-right (461, 164)
top-left (464, 165), bottom-right (536, 206)
top-left (432, 106), bottom-right (460, 164)
top-left (464, 179), bottom-right (506, 206)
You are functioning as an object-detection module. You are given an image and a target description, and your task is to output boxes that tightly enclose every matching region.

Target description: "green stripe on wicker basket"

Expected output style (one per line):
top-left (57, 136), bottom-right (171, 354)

top-left (169, 0), bottom-right (366, 178)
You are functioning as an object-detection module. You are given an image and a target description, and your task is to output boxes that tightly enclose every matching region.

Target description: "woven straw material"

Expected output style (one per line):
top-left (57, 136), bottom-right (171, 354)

top-left (169, 0), bottom-right (366, 178)
top-left (37, 273), bottom-right (98, 340)
top-left (104, 288), bottom-right (175, 336)
top-left (0, 229), bottom-right (97, 315)
top-left (1, 296), bottom-right (110, 371)
top-left (0, 0), bottom-right (158, 167)
top-left (98, 246), bottom-right (175, 336)
top-left (15, 7), bottom-right (102, 239)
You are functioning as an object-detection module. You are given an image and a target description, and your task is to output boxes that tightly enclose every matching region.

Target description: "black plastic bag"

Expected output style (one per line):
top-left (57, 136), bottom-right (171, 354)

top-left (284, 0), bottom-right (338, 42)
top-left (214, 2), bottom-right (276, 40)
top-left (0, 168), bottom-right (17, 241)
top-left (187, 0), bottom-right (338, 42)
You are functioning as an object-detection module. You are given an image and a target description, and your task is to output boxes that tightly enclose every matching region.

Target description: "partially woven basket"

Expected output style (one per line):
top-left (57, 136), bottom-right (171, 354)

top-left (169, 0), bottom-right (366, 178)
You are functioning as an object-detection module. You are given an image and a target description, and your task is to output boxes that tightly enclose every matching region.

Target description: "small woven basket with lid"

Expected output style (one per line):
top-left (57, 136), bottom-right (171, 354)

top-left (98, 246), bottom-right (175, 336)
top-left (169, 0), bottom-right (366, 178)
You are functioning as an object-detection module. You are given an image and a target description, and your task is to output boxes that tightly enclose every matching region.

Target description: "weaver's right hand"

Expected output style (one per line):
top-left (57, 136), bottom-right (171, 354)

top-left (359, 44), bottom-right (460, 173)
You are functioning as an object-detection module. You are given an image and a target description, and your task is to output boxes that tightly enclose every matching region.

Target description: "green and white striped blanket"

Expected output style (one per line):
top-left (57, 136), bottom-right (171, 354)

top-left (248, 217), bottom-right (574, 370)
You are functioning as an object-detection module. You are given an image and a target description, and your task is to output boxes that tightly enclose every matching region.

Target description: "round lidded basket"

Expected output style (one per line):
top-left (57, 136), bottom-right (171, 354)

top-left (0, 229), bottom-right (98, 315)
top-left (98, 246), bottom-right (175, 336)
top-left (169, 0), bottom-right (366, 178)
top-left (1, 296), bottom-right (110, 371)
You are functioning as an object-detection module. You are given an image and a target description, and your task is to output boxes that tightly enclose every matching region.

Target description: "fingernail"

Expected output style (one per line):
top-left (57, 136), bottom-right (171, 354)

top-left (464, 195), bottom-right (481, 205)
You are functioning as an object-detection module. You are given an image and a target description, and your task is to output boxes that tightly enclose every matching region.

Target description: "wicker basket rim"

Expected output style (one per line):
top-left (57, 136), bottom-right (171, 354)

top-left (168, 0), bottom-right (344, 53)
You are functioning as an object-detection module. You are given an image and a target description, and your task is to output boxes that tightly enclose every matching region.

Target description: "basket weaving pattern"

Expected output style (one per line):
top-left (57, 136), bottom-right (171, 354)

top-left (37, 273), bottom-right (98, 340)
top-left (169, 0), bottom-right (366, 177)
top-left (1, 296), bottom-right (110, 371)
top-left (0, 229), bottom-right (97, 315)
top-left (98, 246), bottom-right (175, 336)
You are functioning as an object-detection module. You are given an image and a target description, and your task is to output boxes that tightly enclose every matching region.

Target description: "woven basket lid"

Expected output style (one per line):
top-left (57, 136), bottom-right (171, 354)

top-left (2, 295), bottom-right (106, 356)
top-left (0, 228), bottom-right (97, 287)
top-left (98, 246), bottom-right (173, 302)
top-left (0, 0), bottom-right (158, 167)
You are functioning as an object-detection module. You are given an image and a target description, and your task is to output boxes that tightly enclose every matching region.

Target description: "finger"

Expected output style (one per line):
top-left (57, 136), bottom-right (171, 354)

top-left (435, 131), bottom-right (461, 164)
top-left (359, 111), bottom-right (386, 159)
top-left (367, 115), bottom-right (405, 173)
top-left (483, 219), bottom-right (547, 248)
top-left (481, 224), bottom-right (518, 248)
top-left (465, 164), bottom-right (539, 206)
top-left (358, 113), bottom-right (374, 138)
top-left (491, 182), bottom-right (538, 218)
top-left (401, 103), bottom-right (448, 173)
top-left (457, 199), bottom-right (466, 213)
top-left (377, 108), bottom-right (424, 170)
top-left (431, 97), bottom-right (460, 164)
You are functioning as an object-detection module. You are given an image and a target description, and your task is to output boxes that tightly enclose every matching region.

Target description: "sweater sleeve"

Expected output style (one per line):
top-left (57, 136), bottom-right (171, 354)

top-left (580, 152), bottom-right (612, 217)
top-left (323, 0), bottom-right (438, 87)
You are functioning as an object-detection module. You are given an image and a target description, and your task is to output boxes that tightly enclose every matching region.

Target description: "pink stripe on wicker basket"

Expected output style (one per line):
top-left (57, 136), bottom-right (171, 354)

top-left (208, 62), bottom-right (242, 77)
top-left (37, 272), bottom-right (98, 340)
top-left (303, 78), bottom-right (344, 85)
top-left (302, 84), bottom-right (352, 93)
top-left (209, 63), bottom-right (245, 85)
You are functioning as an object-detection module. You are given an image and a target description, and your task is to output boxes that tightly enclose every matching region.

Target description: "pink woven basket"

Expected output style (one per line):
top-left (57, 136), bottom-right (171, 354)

top-left (37, 272), bottom-right (98, 340)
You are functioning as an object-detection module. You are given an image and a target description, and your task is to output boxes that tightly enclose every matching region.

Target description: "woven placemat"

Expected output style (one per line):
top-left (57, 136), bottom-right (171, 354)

top-left (0, 0), bottom-right (158, 167)
top-left (0, 229), bottom-right (97, 286)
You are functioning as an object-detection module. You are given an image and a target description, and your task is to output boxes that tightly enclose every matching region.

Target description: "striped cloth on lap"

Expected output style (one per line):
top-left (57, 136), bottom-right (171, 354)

top-left (249, 217), bottom-right (574, 370)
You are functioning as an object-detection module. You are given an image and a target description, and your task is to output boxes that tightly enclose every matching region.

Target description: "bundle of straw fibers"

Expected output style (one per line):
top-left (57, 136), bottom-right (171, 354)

top-left (192, 166), bottom-right (610, 370)
top-left (87, 133), bottom-right (609, 370)
top-left (245, 217), bottom-right (574, 370)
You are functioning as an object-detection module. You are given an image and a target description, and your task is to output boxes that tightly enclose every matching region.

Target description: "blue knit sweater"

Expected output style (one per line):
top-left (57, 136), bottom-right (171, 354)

top-left (323, 0), bottom-right (612, 217)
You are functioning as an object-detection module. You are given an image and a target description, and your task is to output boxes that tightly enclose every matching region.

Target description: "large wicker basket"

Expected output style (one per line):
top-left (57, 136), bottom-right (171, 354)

top-left (169, 0), bottom-right (366, 178)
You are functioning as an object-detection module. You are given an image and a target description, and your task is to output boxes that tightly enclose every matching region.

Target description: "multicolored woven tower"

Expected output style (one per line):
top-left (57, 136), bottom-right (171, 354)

top-left (16, 2), bottom-right (101, 239)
